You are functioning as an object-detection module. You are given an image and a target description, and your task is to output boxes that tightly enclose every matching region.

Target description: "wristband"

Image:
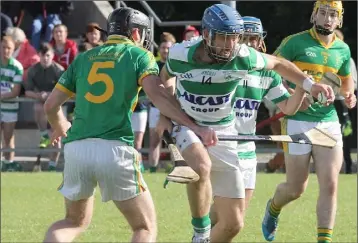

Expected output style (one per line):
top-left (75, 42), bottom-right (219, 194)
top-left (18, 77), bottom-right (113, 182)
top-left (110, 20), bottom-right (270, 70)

top-left (303, 78), bottom-right (314, 93)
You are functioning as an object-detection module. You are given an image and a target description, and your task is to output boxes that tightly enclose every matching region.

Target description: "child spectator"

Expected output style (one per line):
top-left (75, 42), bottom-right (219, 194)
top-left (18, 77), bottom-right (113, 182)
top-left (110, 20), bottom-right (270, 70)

top-left (24, 42), bottom-right (64, 171)
top-left (0, 36), bottom-right (23, 172)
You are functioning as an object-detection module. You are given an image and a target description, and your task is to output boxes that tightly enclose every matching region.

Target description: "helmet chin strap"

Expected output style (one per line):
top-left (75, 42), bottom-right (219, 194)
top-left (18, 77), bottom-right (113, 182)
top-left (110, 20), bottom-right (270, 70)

top-left (314, 24), bottom-right (333, 36)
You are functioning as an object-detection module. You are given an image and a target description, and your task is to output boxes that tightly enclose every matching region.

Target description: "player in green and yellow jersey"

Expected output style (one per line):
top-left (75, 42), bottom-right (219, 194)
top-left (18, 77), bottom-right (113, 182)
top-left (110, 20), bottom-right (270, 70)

top-left (262, 1), bottom-right (357, 242)
top-left (42, 7), bottom-right (215, 243)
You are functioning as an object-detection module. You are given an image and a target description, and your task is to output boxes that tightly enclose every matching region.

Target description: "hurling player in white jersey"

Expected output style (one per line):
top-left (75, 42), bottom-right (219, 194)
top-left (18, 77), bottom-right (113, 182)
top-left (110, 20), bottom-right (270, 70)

top-left (210, 16), bottom-right (310, 226)
top-left (157, 4), bottom-right (335, 243)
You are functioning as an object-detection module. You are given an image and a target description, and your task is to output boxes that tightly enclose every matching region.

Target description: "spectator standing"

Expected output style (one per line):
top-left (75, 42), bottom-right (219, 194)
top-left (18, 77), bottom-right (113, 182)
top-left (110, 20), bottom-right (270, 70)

top-left (24, 43), bottom-right (64, 171)
top-left (26, 1), bottom-right (74, 50)
top-left (5, 27), bottom-right (40, 81)
top-left (50, 24), bottom-right (77, 70)
top-left (0, 36), bottom-right (23, 172)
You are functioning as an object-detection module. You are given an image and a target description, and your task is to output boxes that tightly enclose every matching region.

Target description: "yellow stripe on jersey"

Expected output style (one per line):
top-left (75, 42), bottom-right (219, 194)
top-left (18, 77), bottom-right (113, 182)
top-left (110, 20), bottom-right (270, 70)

top-left (55, 83), bottom-right (75, 97)
top-left (131, 87), bottom-right (142, 112)
top-left (138, 71), bottom-right (154, 86)
top-left (293, 61), bottom-right (338, 82)
top-left (339, 73), bottom-right (352, 81)
top-left (105, 35), bottom-right (134, 45)
top-left (309, 28), bottom-right (337, 50)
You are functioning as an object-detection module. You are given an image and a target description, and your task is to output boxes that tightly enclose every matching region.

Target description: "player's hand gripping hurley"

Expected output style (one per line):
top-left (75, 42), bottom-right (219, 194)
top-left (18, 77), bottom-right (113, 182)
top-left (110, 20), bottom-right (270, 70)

top-left (256, 72), bottom-right (342, 130)
top-left (162, 130), bottom-right (200, 188)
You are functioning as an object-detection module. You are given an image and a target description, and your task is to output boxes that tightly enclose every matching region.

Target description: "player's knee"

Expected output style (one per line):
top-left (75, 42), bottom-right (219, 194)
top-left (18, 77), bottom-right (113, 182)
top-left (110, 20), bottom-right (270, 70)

top-left (66, 215), bottom-right (91, 229)
top-left (196, 161), bottom-right (211, 180)
top-left (219, 216), bottom-right (244, 238)
top-left (132, 219), bottom-right (157, 235)
top-left (287, 184), bottom-right (306, 200)
top-left (320, 179), bottom-right (338, 196)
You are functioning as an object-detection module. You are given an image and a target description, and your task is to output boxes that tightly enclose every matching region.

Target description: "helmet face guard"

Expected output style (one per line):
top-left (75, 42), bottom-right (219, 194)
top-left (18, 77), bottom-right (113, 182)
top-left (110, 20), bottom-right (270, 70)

top-left (310, 1), bottom-right (343, 36)
top-left (134, 26), bottom-right (152, 50)
top-left (201, 4), bottom-right (245, 63)
top-left (240, 17), bottom-right (267, 52)
top-left (204, 29), bottom-right (243, 63)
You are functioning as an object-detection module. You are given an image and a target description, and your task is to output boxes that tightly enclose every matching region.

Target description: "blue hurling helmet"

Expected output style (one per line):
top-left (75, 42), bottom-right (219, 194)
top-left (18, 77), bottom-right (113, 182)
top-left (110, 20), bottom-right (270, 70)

top-left (202, 4), bottom-right (244, 62)
top-left (242, 16), bottom-right (267, 52)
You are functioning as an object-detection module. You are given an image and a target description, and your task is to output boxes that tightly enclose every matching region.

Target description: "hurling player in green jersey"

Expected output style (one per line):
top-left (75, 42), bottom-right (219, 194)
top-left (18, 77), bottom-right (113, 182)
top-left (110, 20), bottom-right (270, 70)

top-left (262, 1), bottom-right (357, 242)
top-left (42, 7), bottom-right (216, 243)
top-left (157, 4), bottom-right (334, 243)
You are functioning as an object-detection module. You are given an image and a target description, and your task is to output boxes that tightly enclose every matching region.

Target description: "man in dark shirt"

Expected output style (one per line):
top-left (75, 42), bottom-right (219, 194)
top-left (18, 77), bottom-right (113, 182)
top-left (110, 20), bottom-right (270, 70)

top-left (25, 42), bottom-right (64, 171)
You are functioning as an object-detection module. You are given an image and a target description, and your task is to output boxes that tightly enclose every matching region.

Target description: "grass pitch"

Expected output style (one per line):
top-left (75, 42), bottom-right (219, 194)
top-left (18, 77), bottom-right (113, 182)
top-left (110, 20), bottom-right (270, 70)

top-left (1, 172), bottom-right (357, 242)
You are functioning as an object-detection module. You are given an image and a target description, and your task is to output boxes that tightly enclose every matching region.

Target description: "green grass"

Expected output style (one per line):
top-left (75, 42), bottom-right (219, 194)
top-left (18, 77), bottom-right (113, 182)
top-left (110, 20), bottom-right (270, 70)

top-left (1, 172), bottom-right (357, 242)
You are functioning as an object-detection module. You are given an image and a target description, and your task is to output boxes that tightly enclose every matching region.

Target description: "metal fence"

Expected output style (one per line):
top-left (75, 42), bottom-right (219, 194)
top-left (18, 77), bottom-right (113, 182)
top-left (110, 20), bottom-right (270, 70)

top-left (0, 97), bottom-right (285, 154)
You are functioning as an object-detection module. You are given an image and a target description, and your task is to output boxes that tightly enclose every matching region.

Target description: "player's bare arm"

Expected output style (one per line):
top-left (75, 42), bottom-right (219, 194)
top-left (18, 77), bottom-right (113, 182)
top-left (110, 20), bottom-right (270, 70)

top-left (160, 65), bottom-right (177, 95)
top-left (276, 87), bottom-right (306, 115)
top-left (0, 83), bottom-right (21, 101)
top-left (142, 75), bottom-right (218, 146)
top-left (154, 65), bottom-right (178, 134)
top-left (44, 88), bottom-right (72, 144)
top-left (340, 76), bottom-right (357, 108)
top-left (263, 53), bottom-right (335, 102)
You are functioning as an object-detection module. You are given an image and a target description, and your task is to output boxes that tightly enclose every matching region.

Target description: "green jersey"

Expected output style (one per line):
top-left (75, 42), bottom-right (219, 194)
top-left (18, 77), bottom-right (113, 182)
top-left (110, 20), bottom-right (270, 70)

top-left (0, 57), bottom-right (23, 112)
top-left (56, 35), bottom-right (159, 145)
top-left (234, 70), bottom-right (290, 159)
top-left (166, 38), bottom-right (267, 126)
top-left (274, 28), bottom-right (351, 122)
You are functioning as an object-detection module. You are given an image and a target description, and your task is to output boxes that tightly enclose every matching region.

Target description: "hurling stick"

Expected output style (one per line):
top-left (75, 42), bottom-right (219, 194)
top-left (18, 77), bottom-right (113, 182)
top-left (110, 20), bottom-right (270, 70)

top-left (162, 130), bottom-right (199, 184)
top-left (256, 72), bottom-right (342, 130)
top-left (218, 127), bottom-right (337, 148)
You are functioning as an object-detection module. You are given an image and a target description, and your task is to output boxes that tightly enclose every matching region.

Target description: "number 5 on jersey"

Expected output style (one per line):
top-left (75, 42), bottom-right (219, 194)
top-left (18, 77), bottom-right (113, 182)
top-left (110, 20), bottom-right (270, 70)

top-left (85, 61), bottom-right (115, 104)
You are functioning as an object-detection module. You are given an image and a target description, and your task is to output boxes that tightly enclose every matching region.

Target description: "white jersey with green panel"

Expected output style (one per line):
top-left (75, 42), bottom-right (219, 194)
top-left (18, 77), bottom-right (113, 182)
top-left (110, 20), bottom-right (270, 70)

top-left (0, 57), bottom-right (23, 113)
top-left (166, 38), bottom-right (267, 126)
top-left (234, 70), bottom-right (290, 159)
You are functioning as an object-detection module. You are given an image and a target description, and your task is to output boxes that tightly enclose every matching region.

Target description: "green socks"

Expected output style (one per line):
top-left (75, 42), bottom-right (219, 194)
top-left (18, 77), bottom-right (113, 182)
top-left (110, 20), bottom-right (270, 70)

top-left (317, 228), bottom-right (333, 243)
top-left (192, 214), bottom-right (211, 239)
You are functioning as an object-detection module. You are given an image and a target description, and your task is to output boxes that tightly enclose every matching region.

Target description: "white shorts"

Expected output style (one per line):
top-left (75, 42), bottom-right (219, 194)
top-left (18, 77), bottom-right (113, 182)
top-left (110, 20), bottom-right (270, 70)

top-left (149, 106), bottom-right (160, 129)
top-left (238, 158), bottom-right (257, 190)
top-left (282, 119), bottom-right (343, 155)
top-left (59, 138), bottom-right (147, 202)
top-left (171, 123), bottom-right (245, 199)
top-left (131, 111), bottom-right (148, 133)
top-left (1, 112), bottom-right (18, 123)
